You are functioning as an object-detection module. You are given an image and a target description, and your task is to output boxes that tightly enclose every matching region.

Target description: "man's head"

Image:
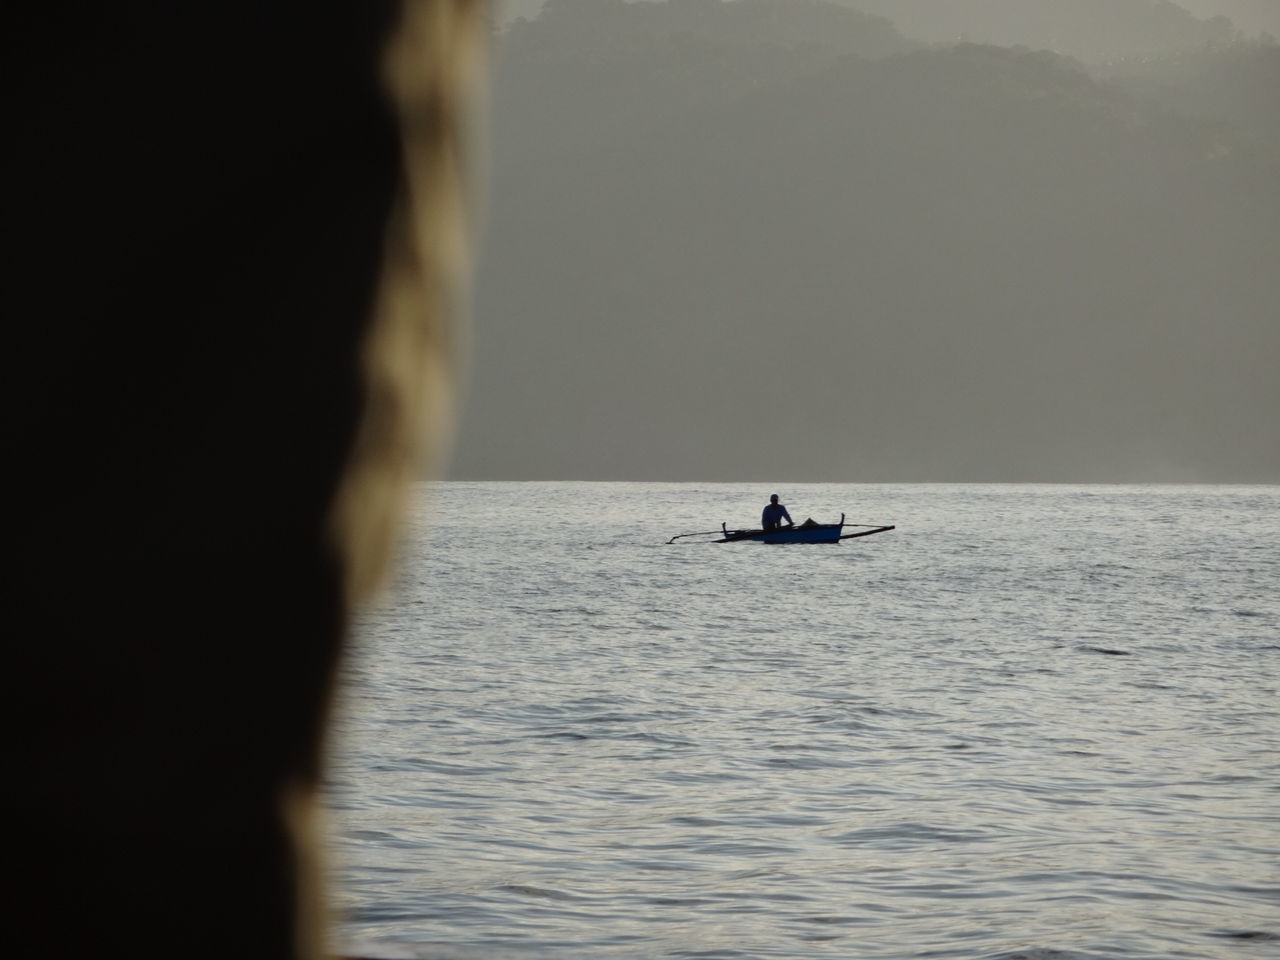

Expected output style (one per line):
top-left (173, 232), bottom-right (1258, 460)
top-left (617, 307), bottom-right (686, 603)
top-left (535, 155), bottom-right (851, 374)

top-left (770, 494), bottom-right (779, 503)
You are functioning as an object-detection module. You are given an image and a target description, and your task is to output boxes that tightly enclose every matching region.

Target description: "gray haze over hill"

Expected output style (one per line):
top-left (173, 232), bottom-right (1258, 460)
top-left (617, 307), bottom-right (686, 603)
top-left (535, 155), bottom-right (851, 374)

top-left (1143, 0), bottom-right (1280, 39)
top-left (830, 0), bottom-right (1271, 58)
top-left (461, 0), bottom-right (1279, 481)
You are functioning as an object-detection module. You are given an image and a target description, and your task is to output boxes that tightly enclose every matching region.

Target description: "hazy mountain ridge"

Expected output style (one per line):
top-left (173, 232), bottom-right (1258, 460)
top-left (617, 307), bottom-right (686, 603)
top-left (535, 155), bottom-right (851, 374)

top-left (1176, 0), bottom-right (1280, 39)
top-left (490, 0), bottom-right (915, 175)
top-left (832, 0), bottom-right (1239, 61)
top-left (521, 0), bottom-right (908, 54)
top-left (457, 0), bottom-right (1279, 481)
top-left (1104, 40), bottom-right (1280, 156)
top-left (499, 0), bottom-right (1280, 53)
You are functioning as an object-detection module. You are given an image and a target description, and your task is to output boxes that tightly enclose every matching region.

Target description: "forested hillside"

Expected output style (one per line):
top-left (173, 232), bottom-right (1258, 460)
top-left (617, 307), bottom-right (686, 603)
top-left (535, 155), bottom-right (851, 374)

top-left (455, 0), bottom-right (1279, 481)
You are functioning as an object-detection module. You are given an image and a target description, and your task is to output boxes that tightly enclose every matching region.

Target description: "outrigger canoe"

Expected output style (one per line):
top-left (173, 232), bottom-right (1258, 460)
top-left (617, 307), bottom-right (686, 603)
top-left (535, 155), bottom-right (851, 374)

top-left (668, 514), bottom-right (894, 545)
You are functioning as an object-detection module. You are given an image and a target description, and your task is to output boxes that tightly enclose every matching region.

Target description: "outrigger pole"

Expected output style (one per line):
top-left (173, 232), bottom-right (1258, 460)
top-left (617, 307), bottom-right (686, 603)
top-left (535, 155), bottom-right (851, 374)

top-left (667, 528), bottom-right (727, 544)
top-left (838, 524), bottom-right (895, 540)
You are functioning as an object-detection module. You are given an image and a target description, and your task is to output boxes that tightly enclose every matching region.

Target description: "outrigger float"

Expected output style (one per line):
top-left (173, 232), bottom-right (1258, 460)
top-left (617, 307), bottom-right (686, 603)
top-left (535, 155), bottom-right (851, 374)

top-left (668, 514), bottom-right (895, 545)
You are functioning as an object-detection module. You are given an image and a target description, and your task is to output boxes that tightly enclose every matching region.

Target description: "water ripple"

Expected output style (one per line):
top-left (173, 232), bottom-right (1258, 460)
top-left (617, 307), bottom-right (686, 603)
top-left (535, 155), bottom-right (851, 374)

top-left (329, 482), bottom-right (1280, 959)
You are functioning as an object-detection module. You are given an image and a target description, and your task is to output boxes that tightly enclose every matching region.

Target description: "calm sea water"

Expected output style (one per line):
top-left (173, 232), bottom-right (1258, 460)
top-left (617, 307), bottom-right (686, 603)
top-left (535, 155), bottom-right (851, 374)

top-left (326, 482), bottom-right (1279, 960)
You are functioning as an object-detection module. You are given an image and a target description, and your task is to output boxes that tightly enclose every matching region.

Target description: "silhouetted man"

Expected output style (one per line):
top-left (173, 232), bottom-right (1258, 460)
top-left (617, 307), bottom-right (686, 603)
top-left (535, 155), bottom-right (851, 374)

top-left (762, 494), bottom-right (793, 530)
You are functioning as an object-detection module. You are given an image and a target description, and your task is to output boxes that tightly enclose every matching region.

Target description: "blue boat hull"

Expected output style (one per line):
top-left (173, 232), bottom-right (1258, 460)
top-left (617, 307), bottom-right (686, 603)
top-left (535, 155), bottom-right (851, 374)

top-left (668, 515), bottom-right (893, 545)
top-left (724, 524), bottom-right (843, 544)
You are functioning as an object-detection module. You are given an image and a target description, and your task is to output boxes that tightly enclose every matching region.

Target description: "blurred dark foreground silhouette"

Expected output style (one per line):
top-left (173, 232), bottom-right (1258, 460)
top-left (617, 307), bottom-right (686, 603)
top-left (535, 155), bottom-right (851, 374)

top-left (6, 4), bottom-right (485, 957)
